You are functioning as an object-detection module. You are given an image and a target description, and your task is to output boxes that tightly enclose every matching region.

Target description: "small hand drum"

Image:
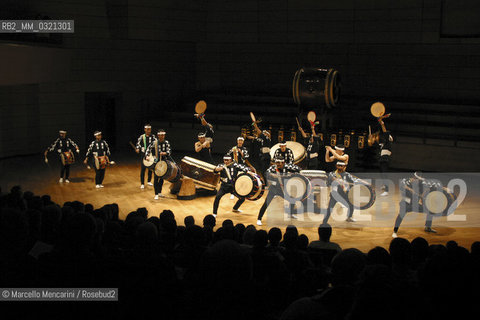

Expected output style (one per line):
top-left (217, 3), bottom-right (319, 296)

top-left (423, 188), bottom-right (456, 216)
top-left (143, 155), bottom-right (157, 171)
top-left (370, 102), bottom-right (385, 118)
top-left (195, 100), bottom-right (207, 115)
top-left (307, 111), bottom-right (316, 126)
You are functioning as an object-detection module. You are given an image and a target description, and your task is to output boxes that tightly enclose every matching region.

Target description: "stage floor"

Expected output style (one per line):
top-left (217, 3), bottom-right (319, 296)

top-left (1, 153), bottom-right (479, 252)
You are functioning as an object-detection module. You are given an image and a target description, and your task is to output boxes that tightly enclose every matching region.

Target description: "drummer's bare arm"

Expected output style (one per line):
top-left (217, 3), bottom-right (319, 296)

top-left (328, 148), bottom-right (348, 162)
top-left (325, 147), bottom-right (334, 162)
top-left (195, 142), bottom-right (203, 153)
top-left (214, 165), bottom-right (223, 172)
top-left (298, 127), bottom-right (307, 139)
top-left (252, 122), bottom-right (261, 135)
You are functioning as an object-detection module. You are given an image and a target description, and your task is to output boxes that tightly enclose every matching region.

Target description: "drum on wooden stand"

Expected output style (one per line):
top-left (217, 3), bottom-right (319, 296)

top-left (155, 160), bottom-right (181, 183)
top-left (143, 155), bottom-right (157, 171)
top-left (300, 170), bottom-right (329, 210)
top-left (347, 183), bottom-right (376, 210)
top-left (95, 156), bottom-right (109, 170)
top-left (180, 156), bottom-right (220, 190)
top-left (283, 173), bottom-right (312, 201)
top-left (60, 151), bottom-right (75, 165)
top-left (234, 172), bottom-right (265, 201)
top-left (270, 141), bottom-right (306, 168)
top-left (422, 188), bottom-right (456, 217)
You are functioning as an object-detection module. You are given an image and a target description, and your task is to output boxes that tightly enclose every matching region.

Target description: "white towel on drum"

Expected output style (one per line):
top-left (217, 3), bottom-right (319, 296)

top-left (309, 152), bottom-right (318, 159)
top-left (261, 147), bottom-right (270, 154)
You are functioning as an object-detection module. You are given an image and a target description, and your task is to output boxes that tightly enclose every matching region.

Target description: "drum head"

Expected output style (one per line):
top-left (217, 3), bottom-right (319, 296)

top-left (347, 184), bottom-right (376, 210)
top-left (371, 102), bottom-right (385, 117)
top-left (307, 111), bottom-right (316, 123)
top-left (235, 175), bottom-right (254, 197)
top-left (424, 190), bottom-right (449, 215)
top-left (155, 160), bottom-right (168, 177)
top-left (195, 100), bottom-right (207, 114)
top-left (284, 175), bottom-right (309, 200)
top-left (143, 156), bottom-right (155, 167)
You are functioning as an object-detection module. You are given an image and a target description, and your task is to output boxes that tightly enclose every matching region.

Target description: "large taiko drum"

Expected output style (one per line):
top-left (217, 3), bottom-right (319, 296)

top-left (293, 67), bottom-right (341, 109)
top-left (347, 183), bottom-right (376, 210)
top-left (95, 156), bottom-right (109, 170)
top-left (300, 170), bottom-right (329, 209)
top-left (234, 172), bottom-right (265, 201)
top-left (270, 141), bottom-right (306, 167)
top-left (60, 151), bottom-right (75, 165)
top-left (283, 173), bottom-right (312, 201)
top-left (143, 155), bottom-right (157, 171)
top-left (180, 156), bottom-right (220, 190)
top-left (155, 160), bottom-right (181, 183)
top-left (422, 188), bottom-right (456, 216)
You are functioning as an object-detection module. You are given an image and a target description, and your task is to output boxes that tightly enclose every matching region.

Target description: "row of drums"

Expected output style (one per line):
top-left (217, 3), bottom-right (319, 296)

top-left (143, 155), bottom-right (376, 211)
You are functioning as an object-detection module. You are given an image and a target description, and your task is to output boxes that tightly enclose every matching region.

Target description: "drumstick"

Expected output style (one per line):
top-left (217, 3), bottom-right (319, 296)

top-left (295, 117), bottom-right (301, 130)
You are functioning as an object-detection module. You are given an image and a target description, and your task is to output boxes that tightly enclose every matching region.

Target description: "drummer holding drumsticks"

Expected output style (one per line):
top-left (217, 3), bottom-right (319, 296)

top-left (212, 155), bottom-right (251, 217)
top-left (273, 141), bottom-right (295, 165)
top-left (44, 130), bottom-right (80, 183)
top-left (84, 131), bottom-right (111, 189)
top-left (135, 124), bottom-right (157, 189)
top-left (145, 129), bottom-right (172, 200)
top-left (298, 124), bottom-right (322, 170)
top-left (325, 144), bottom-right (349, 165)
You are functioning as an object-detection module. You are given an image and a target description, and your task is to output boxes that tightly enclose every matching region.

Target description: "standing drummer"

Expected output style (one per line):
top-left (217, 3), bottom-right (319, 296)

top-left (195, 114), bottom-right (215, 163)
top-left (299, 124), bottom-right (322, 170)
top-left (212, 155), bottom-right (251, 217)
top-left (247, 121), bottom-right (272, 180)
top-left (392, 172), bottom-right (439, 238)
top-left (323, 161), bottom-right (359, 224)
top-left (227, 137), bottom-right (256, 170)
top-left (325, 144), bottom-right (349, 165)
top-left (145, 129), bottom-right (172, 200)
top-left (256, 156), bottom-right (300, 226)
top-left (273, 141), bottom-right (295, 165)
top-left (84, 131), bottom-right (111, 189)
top-left (135, 124), bottom-right (157, 189)
top-left (44, 130), bottom-right (80, 183)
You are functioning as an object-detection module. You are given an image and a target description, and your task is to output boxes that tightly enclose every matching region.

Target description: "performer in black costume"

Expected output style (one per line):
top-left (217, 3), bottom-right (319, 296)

top-left (135, 124), bottom-right (157, 189)
top-left (377, 116), bottom-right (393, 196)
top-left (84, 131), bottom-right (111, 188)
top-left (44, 130), bottom-right (80, 183)
top-left (322, 161), bottom-right (360, 224)
top-left (247, 121), bottom-right (271, 180)
top-left (256, 156), bottom-right (300, 226)
top-left (392, 172), bottom-right (440, 238)
top-left (145, 129), bottom-right (172, 200)
top-left (298, 124), bottom-right (322, 170)
top-left (195, 117), bottom-right (214, 163)
top-left (273, 141), bottom-right (295, 165)
top-left (212, 155), bottom-right (251, 217)
top-left (227, 137), bottom-right (252, 167)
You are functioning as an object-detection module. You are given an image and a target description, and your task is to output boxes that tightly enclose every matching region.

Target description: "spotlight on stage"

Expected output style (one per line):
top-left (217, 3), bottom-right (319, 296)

top-left (292, 67), bottom-right (341, 110)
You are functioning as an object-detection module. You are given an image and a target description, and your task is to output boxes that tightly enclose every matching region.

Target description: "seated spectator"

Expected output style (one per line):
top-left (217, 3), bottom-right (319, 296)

top-left (308, 223), bottom-right (341, 253)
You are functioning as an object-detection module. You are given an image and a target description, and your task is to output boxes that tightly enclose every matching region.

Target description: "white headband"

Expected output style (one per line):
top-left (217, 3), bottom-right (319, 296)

top-left (157, 131), bottom-right (166, 135)
top-left (198, 133), bottom-right (206, 137)
top-left (59, 130), bottom-right (67, 134)
top-left (94, 131), bottom-right (102, 136)
top-left (280, 142), bottom-right (287, 146)
top-left (237, 137), bottom-right (244, 141)
top-left (336, 161), bottom-right (346, 166)
top-left (144, 125), bottom-right (151, 129)
top-left (335, 146), bottom-right (344, 151)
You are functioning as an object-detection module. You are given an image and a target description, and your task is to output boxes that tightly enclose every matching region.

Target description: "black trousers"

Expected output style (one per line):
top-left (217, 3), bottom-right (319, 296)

top-left (379, 155), bottom-right (390, 192)
top-left (140, 159), bottom-right (153, 184)
top-left (322, 188), bottom-right (354, 224)
top-left (306, 157), bottom-right (319, 170)
top-left (94, 167), bottom-right (106, 185)
top-left (393, 200), bottom-right (433, 232)
top-left (213, 183), bottom-right (245, 215)
top-left (257, 186), bottom-right (296, 221)
top-left (259, 154), bottom-right (271, 180)
top-left (60, 164), bottom-right (70, 179)
top-left (154, 174), bottom-right (164, 195)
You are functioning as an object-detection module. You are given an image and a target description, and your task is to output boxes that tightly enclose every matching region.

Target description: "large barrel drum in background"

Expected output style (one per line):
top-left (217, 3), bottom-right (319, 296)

top-left (292, 67), bottom-right (341, 109)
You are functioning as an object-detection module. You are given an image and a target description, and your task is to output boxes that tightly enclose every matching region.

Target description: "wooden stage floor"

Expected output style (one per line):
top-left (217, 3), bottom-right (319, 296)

top-left (1, 153), bottom-right (479, 252)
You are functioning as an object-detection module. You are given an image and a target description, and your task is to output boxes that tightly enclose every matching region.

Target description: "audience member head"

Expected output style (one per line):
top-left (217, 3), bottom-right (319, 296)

top-left (203, 214), bottom-right (216, 229)
top-left (331, 248), bottom-right (366, 286)
top-left (318, 223), bottom-right (332, 242)
top-left (389, 237), bottom-right (411, 267)
top-left (268, 227), bottom-right (282, 246)
top-left (367, 246), bottom-right (391, 268)
top-left (297, 234), bottom-right (309, 251)
top-left (184, 215), bottom-right (195, 227)
top-left (253, 230), bottom-right (268, 249)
